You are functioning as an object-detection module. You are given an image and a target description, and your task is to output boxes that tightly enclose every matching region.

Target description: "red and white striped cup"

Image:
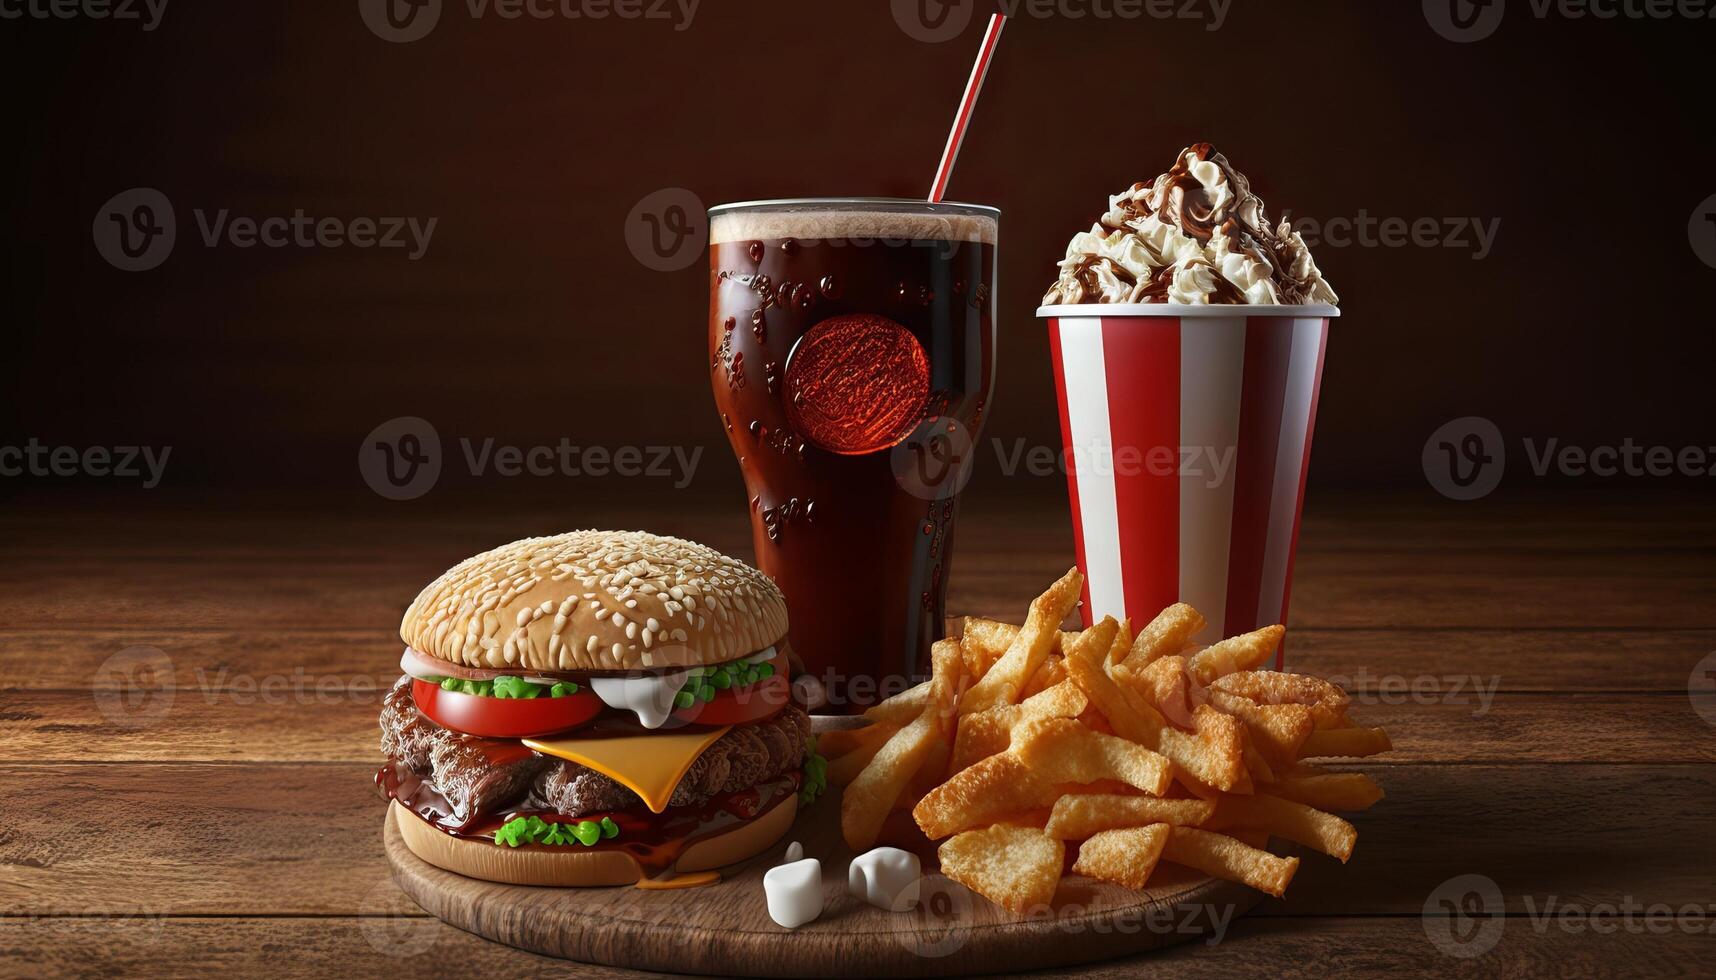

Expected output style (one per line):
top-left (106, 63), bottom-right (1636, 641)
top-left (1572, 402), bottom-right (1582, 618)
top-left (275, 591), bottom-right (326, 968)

top-left (1038, 303), bottom-right (1338, 664)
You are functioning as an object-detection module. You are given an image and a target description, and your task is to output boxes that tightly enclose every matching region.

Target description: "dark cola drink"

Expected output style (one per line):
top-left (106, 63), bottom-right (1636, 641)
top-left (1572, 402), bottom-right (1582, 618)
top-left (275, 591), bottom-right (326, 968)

top-left (708, 200), bottom-right (998, 710)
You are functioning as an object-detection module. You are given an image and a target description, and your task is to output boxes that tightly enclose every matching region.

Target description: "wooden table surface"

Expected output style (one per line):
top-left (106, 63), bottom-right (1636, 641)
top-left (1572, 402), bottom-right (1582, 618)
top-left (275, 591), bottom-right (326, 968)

top-left (3, 492), bottom-right (1714, 977)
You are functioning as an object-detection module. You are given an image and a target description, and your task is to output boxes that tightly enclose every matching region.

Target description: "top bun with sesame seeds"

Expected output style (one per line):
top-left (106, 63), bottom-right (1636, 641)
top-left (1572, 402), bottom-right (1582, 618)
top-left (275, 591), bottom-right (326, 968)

top-left (400, 530), bottom-right (789, 674)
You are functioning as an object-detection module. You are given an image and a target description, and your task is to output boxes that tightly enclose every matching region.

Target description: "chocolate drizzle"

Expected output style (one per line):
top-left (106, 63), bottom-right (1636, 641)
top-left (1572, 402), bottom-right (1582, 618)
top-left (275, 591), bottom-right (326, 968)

top-left (1043, 143), bottom-right (1337, 307)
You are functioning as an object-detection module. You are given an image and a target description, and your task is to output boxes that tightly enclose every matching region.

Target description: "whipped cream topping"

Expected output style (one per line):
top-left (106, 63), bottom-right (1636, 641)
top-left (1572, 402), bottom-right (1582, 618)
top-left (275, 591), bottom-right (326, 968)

top-left (1042, 143), bottom-right (1338, 307)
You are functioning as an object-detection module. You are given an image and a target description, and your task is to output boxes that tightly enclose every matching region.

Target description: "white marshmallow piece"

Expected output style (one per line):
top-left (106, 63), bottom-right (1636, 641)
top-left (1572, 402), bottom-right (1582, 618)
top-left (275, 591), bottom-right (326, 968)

top-left (848, 847), bottom-right (922, 912)
top-left (764, 858), bottom-right (822, 929)
top-left (783, 840), bottom-right (804, 863)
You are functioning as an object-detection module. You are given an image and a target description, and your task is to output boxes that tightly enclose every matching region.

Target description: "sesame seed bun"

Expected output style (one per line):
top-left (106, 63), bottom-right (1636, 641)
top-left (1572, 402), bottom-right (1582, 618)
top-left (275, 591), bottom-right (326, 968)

top-left (400, 530), bottom-right (789, 674)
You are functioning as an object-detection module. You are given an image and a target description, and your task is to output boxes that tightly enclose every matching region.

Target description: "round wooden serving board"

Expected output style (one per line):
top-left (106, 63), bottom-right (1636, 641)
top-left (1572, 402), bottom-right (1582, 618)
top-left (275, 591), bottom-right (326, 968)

top-left (385, 797), bottom-right (1263, 977)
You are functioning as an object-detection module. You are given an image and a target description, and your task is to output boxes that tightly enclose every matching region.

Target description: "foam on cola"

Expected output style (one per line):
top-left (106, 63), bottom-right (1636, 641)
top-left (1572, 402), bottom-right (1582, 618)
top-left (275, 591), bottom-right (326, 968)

top-left (709, 201), bottom-right (997, 707)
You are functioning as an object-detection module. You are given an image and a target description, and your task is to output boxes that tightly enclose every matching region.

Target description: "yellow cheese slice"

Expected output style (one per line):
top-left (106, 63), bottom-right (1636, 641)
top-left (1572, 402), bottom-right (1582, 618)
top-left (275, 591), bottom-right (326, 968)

top-left (523, 725), bottom-right (733, 814)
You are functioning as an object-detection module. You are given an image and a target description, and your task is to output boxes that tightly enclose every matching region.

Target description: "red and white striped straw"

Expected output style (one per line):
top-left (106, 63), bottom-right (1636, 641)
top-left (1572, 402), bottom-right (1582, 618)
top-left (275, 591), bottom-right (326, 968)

top-left (927, 13), bottom-right (1006, 203)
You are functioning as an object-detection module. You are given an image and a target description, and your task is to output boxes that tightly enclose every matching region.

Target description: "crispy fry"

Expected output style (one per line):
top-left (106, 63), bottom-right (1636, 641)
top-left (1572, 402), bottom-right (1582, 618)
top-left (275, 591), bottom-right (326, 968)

top-left (1121, 603), bottom-right (1205, 672)
top-left (1018, 654), bottom-right (1068, 699)
top-left (842, 641), bottom-right (962, 850)
top-left (1266, 771), bottom-right (1386, 811)
top-left (963, 618), bottom-right (1082, 673)
top-left (1161, 827), bottom-right (1299, 898)
top-left (1067, 628), bottom-right (1247, 793)
top-left (1208, 690), bottom-right (1315, 764)
top-left (1162, 704), bottom-right (1249, 793)
top-left (864, 681), bottom-right (929, 727)
top-left (949, 680), bottom-right (1088, 774)
top-left (1243, 744), bottom-right (1276, 785)
top-left (1226, 827), bottom-right (1271, 849)
top-left (1012, 718), bottom-right (1172, 797)
top-left (1072, 824), bottom-right (1170, 889)
top-left (960, 618), bottom-right (1014, 679)
top-left (961, 568), bottom-right (1083, 714)
top-left (909, 736), bottom-right (953, 799)
top-left (1103, 618), bottom-right (1133, 668)
top-left (939, 823), bottom-right (1064, 914)
top-left (1209, 793), bottom-right (1358, 862)
top-left (1298, 726), bottom-right (1393, 759)
top-left (824, 723), bottom-right (899, 786)
top-left (1211, 671), bottom-right (1350, 729)
top-left (1117, 654), bottom-right (1200, 728)
top-left (1064, 619), bottom-right (1164, 745)
top-left (1044, 794), bottom-right (1215, 840)
top-left (913, 753), bottom-right (1062, 839)
top-left (846, 581), bottom-right (1385, 913)
top-left (1187, 625), bottom-right (1285, 685)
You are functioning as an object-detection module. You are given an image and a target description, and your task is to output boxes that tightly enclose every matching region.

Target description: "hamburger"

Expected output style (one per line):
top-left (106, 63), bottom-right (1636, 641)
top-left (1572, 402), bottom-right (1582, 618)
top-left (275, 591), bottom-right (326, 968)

top-left (378, 530), bottom-right (823, 886)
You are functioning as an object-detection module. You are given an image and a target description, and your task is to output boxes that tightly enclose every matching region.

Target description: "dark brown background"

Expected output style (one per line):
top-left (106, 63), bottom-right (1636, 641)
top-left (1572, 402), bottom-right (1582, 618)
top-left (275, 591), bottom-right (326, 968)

top-left (3, 0), bottom-right (1713, 509)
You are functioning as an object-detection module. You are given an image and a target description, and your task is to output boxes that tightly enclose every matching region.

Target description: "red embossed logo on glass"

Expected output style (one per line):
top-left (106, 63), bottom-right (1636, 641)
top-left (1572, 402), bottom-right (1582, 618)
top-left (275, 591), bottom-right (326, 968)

top-left (784, 314), bottom-right (929, 456)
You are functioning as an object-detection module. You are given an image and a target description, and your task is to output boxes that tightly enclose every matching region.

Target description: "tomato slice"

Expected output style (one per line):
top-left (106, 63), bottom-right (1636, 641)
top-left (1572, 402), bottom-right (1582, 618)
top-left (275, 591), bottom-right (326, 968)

top-left (669, 667), bottom-right (793, 727)
top-left (412, 679), bottom-right (603, 739)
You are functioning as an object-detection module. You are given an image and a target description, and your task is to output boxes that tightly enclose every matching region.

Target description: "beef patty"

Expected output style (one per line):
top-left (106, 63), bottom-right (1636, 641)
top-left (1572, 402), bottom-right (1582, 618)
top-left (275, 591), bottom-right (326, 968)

top-left (380, 676), bottom-right (808, 821)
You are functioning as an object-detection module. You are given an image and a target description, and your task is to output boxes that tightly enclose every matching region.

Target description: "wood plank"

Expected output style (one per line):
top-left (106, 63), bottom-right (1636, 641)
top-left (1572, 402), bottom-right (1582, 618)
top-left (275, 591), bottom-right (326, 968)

top-left (381, 798), bottom-right (1261, 977)
top-left (3, 916), bottom-right (1708, 979)
top-left (2, 690), bottom-right (1708, 764)
top-left (7, 493), bottom-right (1715, 559)
top-left (4, 546), bottom-right (1714, 631)
top-left (1, 764), bottom-right (1709, 919)
top-left (9, 627), bottom-right (1711, 693)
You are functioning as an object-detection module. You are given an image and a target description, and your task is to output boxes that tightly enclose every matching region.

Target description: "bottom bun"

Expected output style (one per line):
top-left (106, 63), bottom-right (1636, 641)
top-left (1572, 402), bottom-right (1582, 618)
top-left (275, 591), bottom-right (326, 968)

top-left (390, 796), bottom-right (798, 886)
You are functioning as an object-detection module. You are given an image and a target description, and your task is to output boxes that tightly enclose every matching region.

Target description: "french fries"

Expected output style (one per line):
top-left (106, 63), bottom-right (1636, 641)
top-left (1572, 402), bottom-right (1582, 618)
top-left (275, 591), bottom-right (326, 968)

top-left (960, 568), bottom-right (1083, 714)
top-left (913, 753), bottom-right (1061, 840)
top-left (1072, 824), bottom-right (1170, 889)
top-left (836, 571), bottom-right (1389, 916)
top-left (1266, 770), bottom-right (1386, 811)
top-left (1162, 827), bottom-right (1300, 898)
top-left (1044, 795), bottom-right (1215, 840)
top-left (841, 640), bottom-right (962, 851)
top-left (949, 679), bottom-right (1087, 774)
top-left (1012, 718), bottom-right (1172, 797)
top-left (1186, 625), bottom-right (1285, 685)
top-left (1208, 792), bottom-right (1358, 862)
top-left (939, 823), bottom-right (1064, 914)
top-left (1119, 603), bottom-right (1205, 673)
top-left (1298, 726), bottom-right (1393, 759)
top-left (823, 722), bottom-right (898, 786)
top-left (863, 681), bottom-right (929, 727)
